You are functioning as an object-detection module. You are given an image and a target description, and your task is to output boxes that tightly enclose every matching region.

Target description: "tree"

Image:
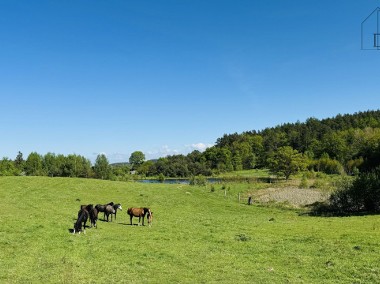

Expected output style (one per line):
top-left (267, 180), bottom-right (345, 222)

top-left (43, 152), bottom-right (59, 177)
top-left (267, 146), bottom-right (307, 180)
top-left (14, 151), bottom-right (25, 172)
top-left (129, 151), bottom-right (145, 170)
top-left (320, 132), bottom-right (347, 162)
top-left (0, 157), bottom-right (18, 176)
top-left (25, 152), bottom-right (44, 176)
top-left (94, 154), bottom-right (110, 179)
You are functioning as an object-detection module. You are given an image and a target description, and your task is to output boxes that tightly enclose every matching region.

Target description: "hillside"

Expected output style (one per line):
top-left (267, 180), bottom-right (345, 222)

top-left (0, 176), bottom-right (379, 283)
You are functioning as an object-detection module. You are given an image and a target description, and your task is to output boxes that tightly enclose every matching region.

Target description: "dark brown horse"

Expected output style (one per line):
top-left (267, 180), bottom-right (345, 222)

top-left (73, 208), bottom-right (89, 234)
top-left (127, 207), bottom-right (153, 226)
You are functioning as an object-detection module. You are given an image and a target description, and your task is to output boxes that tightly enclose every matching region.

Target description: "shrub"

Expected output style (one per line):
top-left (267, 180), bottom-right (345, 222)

top-left (189, 175), bottom-right (207, 186)
top-left (312, 167), bottom-right (380, 215)
top-left (299, 175), bottom-right (309, 189)
top-left (158, 173), bottom-right (165, 183)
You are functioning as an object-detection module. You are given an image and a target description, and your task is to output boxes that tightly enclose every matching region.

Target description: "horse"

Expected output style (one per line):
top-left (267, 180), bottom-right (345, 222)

top-left (80, 204), bottom-right (98, 228)
top-left (104, 204), bottom-right (115, 222)
top-left (111, 203), bottom-right (122, 221)
top-left (73, 208), bottom-right (89, 234)
top-left (95, 202), bottom-right (114, 220)
top-left (127, 207), bottom-right (153, 226)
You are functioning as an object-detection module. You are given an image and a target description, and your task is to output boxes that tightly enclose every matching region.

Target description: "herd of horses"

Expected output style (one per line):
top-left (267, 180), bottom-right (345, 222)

top-left (73, 202), bottom-right (153, 234)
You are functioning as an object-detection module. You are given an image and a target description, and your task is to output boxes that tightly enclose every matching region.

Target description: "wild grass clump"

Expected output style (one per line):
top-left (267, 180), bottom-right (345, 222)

top-left (235, 233), bottom-right (251, 242)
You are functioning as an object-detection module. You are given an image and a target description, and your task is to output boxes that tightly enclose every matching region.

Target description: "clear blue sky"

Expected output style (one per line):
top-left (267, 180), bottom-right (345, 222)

top-left (1, 0), bottom-right (380, 163)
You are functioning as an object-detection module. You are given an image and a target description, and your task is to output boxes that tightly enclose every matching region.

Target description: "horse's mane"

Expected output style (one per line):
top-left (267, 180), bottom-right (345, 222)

top-left (143, 207), bottom-right (152, 216)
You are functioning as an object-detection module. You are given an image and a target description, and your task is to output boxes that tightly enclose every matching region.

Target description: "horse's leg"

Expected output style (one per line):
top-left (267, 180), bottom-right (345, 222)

top-left (130, 215), bottom-right (133, 225)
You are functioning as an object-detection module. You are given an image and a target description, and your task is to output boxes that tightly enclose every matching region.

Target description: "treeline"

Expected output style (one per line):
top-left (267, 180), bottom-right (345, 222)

top-left (0, 152), bottom-right (130, 180)
top-left (1, 110), bottom-right (380, 180)
top-left (139, 110), bottom-right (380, 177)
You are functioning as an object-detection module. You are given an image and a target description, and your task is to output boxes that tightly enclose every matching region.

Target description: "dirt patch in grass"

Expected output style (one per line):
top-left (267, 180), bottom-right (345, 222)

top-left (252, 187), bottom-right (330, 208)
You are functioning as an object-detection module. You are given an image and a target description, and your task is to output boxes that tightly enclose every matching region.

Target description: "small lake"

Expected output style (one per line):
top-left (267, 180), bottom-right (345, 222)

top-left (137, 178), bottom-right (222, 184)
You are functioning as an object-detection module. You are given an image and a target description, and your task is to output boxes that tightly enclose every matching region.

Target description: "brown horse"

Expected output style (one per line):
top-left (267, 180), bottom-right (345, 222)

top-left (127, 207), bottom-right (153, 226)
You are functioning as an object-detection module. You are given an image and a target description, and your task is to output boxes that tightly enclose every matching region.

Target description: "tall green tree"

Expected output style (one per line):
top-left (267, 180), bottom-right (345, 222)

top-left (129, 151), bottom-right (145, 170)
top-left (94, 154), bottom-right (110, 179)
top-left (267, 146), bottom-right (307, 180)
top-left (14, 151), bottom-right (25, 172)
top-left (43, 152), bottom-right (59, 177)
top-left (0, 157), bottom-right (18, 176)
top-left (25, 152), bottom-right (44, 176)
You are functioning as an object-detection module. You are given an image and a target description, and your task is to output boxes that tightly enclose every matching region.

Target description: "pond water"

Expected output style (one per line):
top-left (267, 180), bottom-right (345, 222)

top-left (137, 178), bottom-right (222, 184)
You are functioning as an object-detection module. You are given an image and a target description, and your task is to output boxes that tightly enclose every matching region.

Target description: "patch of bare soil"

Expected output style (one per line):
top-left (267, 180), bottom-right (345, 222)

top-left (252, 187), bottom-right (330, 208)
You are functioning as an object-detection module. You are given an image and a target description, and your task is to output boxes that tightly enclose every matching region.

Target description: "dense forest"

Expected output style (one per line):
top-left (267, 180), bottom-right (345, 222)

top-left (1, 110), bottom-right (380, 180)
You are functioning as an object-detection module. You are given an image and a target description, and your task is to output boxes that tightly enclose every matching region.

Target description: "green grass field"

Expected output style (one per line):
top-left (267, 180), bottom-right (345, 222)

top-left (1, 176), bottom-right (380, 283)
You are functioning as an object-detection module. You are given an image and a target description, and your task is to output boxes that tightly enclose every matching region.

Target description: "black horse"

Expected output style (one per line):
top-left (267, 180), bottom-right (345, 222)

top-left (111, 203), bottom-right (122, 221)
top-left (95, 202), bottom-right (122, 222)
top-left (73, 208), bottom-right (89, 234)
top-left (95, 202), bottom-right (114, 220)
top-left (80, 204), bottom-right (98, 228)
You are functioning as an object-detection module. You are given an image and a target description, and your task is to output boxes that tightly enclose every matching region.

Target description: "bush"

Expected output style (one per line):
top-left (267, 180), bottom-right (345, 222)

top-left (158, 173), bottom-right (165, 182)
top-left (312, 167), bottom-right (380, 215)
top-left (299, 175), bottom-right (309, 189)
top-left (189, 175), bottom-right (207, 186)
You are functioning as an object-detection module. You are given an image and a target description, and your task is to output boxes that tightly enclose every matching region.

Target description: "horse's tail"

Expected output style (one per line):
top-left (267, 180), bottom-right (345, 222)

top-left (146, 209), bottom-right (153, 226)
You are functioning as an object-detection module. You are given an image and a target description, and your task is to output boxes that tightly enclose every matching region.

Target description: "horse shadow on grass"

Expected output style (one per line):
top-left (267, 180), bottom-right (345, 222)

top-left (117, 222), bottom-right (141, 226)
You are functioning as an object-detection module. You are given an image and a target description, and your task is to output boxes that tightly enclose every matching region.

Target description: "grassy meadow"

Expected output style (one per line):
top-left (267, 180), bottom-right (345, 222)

top-left (1, 176), bottom-right (380, 283)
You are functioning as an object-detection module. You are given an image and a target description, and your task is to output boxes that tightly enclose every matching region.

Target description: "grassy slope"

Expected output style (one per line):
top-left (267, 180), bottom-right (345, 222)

top-left (0, 176), bottom-right (379, 283)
